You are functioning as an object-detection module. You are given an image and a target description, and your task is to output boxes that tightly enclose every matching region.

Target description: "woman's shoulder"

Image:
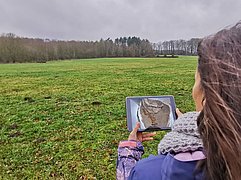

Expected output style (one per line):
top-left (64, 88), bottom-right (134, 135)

top-left (129, 153), bottom-right (203, 180)
top-left (133, 153), bottom-right (199, 171)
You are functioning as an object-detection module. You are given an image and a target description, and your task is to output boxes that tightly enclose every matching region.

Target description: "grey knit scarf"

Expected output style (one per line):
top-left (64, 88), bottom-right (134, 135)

top-left (158, 112), bottom-right (203, 155)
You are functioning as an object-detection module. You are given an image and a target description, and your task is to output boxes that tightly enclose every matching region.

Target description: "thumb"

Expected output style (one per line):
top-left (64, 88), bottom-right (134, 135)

top-left (133, 122), bottom-right (140, 133)
top-left (128, 122), bottom-right (140, 141)
top-left (176, 108), bottom-right (183, 118)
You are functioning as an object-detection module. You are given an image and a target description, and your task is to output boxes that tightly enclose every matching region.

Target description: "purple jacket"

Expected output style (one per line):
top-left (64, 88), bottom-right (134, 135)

top-left (117, 141), bottom-right (204, 180)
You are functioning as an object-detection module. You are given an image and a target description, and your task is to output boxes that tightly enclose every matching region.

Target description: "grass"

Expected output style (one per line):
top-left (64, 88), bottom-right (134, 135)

top-left (0, 57), bottom-right (197, 179)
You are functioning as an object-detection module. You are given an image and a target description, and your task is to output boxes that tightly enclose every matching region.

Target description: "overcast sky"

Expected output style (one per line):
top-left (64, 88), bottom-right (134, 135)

top-left (0, 0), bottom-right (240, 42)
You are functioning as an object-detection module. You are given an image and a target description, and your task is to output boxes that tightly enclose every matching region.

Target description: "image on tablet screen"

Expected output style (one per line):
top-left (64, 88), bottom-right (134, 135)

top-left (128, 97), bottom-right (175, 130)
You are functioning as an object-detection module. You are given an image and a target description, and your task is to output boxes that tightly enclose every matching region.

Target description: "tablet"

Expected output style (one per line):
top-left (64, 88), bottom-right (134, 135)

top-left (126, 96), bottom-right (177, 132)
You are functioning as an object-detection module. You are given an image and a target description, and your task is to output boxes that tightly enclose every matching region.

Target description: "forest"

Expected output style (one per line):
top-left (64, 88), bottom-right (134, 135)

top-left (0, 33), bottom-right (200, 63)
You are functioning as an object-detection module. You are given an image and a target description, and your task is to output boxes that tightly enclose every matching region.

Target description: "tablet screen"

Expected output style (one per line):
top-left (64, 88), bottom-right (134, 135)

top-left (126, 96), bottom-right (176, 131)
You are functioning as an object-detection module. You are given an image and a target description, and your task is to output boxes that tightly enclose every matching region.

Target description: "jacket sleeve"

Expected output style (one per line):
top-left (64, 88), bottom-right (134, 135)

top-left (116, 140), bottom-right (144, 180)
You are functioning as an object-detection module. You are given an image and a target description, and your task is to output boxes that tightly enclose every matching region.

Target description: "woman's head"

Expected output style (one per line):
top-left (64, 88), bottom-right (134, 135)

top-left (196, 21), bottom-right (241, 180)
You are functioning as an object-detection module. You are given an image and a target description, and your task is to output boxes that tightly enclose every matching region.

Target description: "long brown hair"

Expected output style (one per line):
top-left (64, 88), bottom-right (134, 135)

top-left (197, 21), bottom-right (241, 180)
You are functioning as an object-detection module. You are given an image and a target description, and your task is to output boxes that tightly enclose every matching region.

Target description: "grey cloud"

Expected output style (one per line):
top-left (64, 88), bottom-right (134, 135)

top-left (0, 0), bottom-right (240, 42)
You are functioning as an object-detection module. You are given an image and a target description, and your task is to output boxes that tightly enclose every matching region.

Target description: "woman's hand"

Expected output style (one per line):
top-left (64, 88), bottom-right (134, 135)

top-left (128, 122), bottom-right (156, 142)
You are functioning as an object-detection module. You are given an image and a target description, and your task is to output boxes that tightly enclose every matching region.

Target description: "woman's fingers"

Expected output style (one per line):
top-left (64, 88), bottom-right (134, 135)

top-left (142, 132), bottom-right (156, 138)
top-left (141, 132), bottom-right (156, 142)
top-left (176, 108), bottom-right (183, 118)
top-left (129, 123), bottom-right (156, 142)
top-left (142, 137), bottom-right (154, 141)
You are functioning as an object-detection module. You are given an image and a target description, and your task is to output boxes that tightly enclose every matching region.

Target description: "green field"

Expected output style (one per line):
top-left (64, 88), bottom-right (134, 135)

top-left (0, 57), bottom-right (197, 179)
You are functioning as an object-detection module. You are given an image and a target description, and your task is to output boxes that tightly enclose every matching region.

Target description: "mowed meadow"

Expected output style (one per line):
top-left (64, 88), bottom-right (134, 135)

top-left (0, 57), bottom-right (197, 179)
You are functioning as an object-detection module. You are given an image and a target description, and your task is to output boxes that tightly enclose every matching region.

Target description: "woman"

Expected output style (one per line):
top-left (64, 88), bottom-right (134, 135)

top-left (117, 21), bottom-right (241, 180)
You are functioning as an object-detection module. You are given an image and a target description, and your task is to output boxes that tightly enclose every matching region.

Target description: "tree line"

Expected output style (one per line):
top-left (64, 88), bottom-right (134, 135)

top-left (0, 33), bottom-right (201, 63)
top-left (153, 38), bottom-right (201, 56)
top-left (0, 33), bottom-right (154, 63)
